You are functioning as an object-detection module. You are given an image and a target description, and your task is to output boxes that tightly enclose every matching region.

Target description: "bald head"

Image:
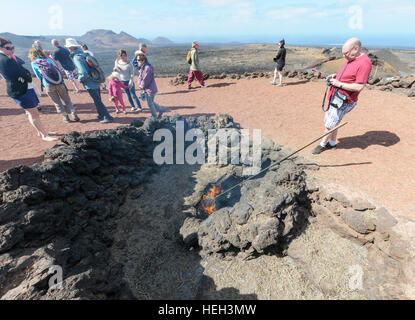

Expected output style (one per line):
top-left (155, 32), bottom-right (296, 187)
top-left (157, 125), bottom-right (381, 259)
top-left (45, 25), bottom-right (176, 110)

top-left (343, 38), bottom-right (361, 51)
top-left (342, 37), bottom-right (362, 61)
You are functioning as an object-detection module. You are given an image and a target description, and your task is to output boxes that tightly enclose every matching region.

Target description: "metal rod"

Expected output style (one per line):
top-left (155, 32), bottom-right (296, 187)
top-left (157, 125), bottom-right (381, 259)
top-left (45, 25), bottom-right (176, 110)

top-left (215, 122), bottom-right (349, 200)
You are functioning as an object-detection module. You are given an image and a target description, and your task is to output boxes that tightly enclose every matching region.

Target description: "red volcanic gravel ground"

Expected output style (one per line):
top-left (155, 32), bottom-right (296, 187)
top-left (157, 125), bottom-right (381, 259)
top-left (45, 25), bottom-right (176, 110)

top-left (1, 77), bottom-right (414, 220)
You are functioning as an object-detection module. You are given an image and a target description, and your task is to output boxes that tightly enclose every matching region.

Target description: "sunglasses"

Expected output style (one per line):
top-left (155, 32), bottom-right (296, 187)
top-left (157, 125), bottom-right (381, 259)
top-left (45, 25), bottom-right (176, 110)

top-left (2, 46), bottom-right (14, 51)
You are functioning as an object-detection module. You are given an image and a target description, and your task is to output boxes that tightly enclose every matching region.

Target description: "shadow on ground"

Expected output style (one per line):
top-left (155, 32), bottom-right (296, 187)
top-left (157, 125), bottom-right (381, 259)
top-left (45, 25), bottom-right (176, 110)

top-left (337, 131), bottom-right (400, 150)
top-left (0, 156), bottom-right (44, 172)
top-left (206, 82), bottom-right (236, 88)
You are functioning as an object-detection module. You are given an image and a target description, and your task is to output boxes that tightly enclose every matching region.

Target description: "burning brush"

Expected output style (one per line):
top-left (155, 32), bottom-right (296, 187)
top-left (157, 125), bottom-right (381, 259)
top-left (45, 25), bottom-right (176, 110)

top-left (200, 183), bottom-right (222, 215)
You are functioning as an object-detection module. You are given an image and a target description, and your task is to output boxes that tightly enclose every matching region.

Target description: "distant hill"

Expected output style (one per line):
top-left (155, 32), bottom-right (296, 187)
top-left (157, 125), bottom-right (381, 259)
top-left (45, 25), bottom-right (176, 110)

top-left (1, 30), bottom-right (174, 49)
top-left (0, 32), bottom-right (49, 48)
top-left (152, 37), bottom-right (175, 45)
top-left (78, 29), bottom-right (144, 48)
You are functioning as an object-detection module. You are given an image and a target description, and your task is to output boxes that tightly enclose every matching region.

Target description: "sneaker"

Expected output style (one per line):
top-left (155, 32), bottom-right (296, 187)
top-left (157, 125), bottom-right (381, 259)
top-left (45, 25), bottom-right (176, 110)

top-left (115, 110), bottom-right (120, 114)
top-left (201, 85), bottom-right (207, 88)
top-left (135, 107), bottom-right (143, 112)
top-left (72, 113), bottom-right (80, 122)
top-left (270, 81), bottom-right (277, 85)
top-left (100, 118), bottom-right (114, 124)
top-left (326, 143), bottom-right (337, 150)
top-left (312, 144), bottom-right (329, 155)
top-left (123, 110), bottom-right (127, 114)
top-left (187, 86), bottom-right (192, 90)
top-left (277, 83), bottom-right (284, 87)
top-left (63, 115), bottom-right (71, 123)
top-left (38, 108), bottom-right (50, 114)
top-left (41, 135), bottom-right (59, 142)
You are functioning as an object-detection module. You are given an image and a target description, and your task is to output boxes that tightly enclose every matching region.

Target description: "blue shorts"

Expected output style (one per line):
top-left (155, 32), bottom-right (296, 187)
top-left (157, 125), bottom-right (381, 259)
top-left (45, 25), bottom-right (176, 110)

top-left (324, 102), bottom-right (357, 129)
top-left (12, 88), bottom-right (39, 109)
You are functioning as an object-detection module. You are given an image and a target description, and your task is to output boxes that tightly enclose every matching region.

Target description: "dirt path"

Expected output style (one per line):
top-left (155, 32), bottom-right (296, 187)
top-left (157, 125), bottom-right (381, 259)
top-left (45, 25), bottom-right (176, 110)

top-left (1, 77), bottom-right (414, 220)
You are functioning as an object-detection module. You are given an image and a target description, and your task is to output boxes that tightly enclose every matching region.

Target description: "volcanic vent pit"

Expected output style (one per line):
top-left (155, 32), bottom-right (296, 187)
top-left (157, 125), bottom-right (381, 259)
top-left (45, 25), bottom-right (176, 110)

top-left (0, 115), bottom-right (411, 300)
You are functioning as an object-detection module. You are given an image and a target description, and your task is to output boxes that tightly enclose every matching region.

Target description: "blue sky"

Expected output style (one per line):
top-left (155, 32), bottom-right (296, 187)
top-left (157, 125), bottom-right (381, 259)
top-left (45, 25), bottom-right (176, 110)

top-left (1, 0), bottom-right (414, 46)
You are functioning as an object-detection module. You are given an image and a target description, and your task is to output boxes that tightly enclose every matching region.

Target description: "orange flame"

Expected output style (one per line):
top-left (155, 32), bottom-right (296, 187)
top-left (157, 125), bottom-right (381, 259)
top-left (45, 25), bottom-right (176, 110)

top-left (200, 183), bottom-right (222, 215)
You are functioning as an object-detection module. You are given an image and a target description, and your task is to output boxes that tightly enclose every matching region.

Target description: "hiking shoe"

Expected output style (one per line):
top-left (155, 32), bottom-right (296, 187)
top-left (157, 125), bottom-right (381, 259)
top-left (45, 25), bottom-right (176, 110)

top-left (72, 113), bottom-right (80, 122)
top-left (100, 118), bottom-right (114, 124)
top-left (312, 144), bottom-right (329, 155)
top-left (38, 108), bottom-right (50, 114)
top-left (63, 115), bottom-right (71, 123)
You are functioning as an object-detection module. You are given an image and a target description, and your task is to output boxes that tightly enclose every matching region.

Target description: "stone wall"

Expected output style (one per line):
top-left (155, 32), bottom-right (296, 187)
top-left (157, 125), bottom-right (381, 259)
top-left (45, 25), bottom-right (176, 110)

top-left (170, 72), bottom-right (415, 98)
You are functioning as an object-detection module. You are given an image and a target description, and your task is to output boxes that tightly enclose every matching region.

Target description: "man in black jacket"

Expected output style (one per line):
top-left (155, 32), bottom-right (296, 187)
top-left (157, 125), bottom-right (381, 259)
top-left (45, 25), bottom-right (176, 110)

top-left (271, 39), bottom-right (287, 87)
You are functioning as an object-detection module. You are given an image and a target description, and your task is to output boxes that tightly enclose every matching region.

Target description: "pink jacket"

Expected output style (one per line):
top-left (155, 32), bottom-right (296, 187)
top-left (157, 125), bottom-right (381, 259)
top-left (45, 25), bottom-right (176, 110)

top-left (108, 79), bottom-right (129, 99)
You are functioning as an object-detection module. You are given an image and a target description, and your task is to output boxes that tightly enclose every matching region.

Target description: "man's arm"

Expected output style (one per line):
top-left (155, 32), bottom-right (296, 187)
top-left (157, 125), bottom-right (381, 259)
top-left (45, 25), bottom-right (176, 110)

top-left (330, 79), bottom-right (366, 92)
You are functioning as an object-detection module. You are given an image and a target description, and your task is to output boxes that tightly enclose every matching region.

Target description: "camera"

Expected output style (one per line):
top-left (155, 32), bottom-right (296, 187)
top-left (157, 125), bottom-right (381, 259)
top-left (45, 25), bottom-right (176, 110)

top-left (327, 76), bottom-right (333, 86)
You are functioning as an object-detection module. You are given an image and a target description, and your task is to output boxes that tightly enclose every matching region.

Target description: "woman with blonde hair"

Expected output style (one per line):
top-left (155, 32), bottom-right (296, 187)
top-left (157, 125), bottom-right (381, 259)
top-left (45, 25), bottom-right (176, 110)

top-left (29, 47), bottom-right (80, 123)
top-left (0, 37), bottom-right (57, 141)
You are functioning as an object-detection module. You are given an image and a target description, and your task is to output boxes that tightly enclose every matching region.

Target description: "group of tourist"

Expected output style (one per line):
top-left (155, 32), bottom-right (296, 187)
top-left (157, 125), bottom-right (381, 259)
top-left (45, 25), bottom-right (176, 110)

top-left (1, 34), bottom-right (372, 155)
top-left (0, 36), bottom-right (172, 140)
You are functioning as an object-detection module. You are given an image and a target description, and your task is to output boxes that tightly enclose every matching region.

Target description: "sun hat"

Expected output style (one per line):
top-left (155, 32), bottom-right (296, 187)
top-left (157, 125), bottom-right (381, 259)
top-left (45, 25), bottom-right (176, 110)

top-left (64, 38), bottom-right (81, 48)
top-left (192, 41), bottom-right (199, 48)
top-left (112, 72), bottom-right (121, 80)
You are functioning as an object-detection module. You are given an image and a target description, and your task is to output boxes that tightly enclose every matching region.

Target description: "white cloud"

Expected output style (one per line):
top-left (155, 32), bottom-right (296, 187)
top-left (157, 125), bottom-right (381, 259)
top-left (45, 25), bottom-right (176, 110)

top-left (201, 0), bottom-right (253, 8)
top-left (266, 7), bottom-right (314, 20)
top-left (266, 6), bottom-right (341, 21)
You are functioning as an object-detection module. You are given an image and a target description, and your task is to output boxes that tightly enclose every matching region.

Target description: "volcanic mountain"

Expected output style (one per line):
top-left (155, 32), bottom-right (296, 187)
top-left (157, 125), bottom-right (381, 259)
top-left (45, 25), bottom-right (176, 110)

top-left (78, 29), bottom-right (150, 48)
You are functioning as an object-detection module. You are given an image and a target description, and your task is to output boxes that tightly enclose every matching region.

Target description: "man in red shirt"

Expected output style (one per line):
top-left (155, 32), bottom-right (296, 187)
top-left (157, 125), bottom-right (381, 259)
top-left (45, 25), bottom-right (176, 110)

top-left (312, 38), bottom-right (372, 155)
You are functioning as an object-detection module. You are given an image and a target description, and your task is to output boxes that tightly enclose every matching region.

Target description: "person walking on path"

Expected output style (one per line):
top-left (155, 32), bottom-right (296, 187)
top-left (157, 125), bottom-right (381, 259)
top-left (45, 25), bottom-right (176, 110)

top-left (29, 47), bottom-right (80, 123)
top-left (51, 39), bottom-right (82, 94)
top-left (312, 37), bottom-right (372, 155)
top-left (0, 37), bottom-right (57, 141)
top-left (271, 39), bottom-right (287, 87)
top-left (108, 72), bottom-right (130, 114)
top-left (187, 41), bottom-right (206, 89)
top-left (136, 53), bottom-right (166, 119)
top-left (65, 38), bottom-right (114, 124)
top-left (114, 49), bottom-right (142, 112)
